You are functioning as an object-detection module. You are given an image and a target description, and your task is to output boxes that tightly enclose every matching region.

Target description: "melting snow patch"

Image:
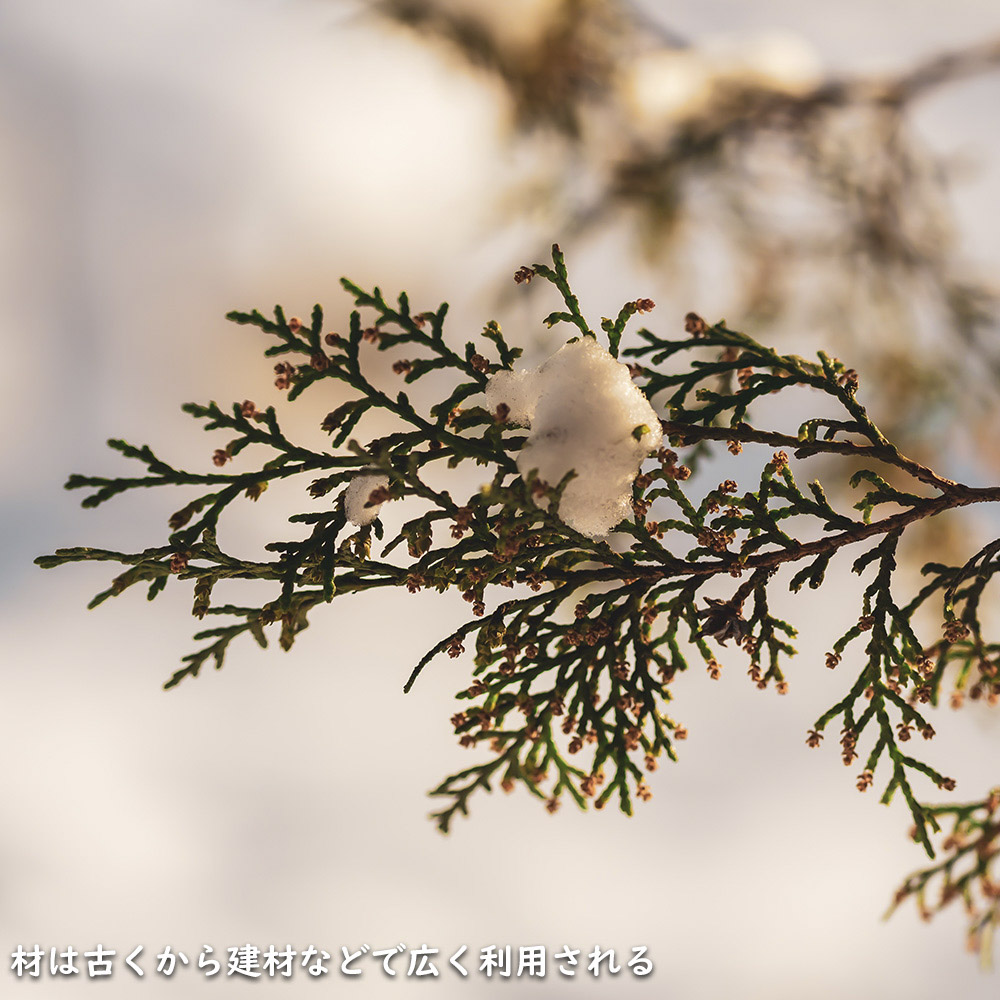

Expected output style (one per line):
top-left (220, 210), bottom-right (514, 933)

top-left (486, 337), bottom-right (662, 537)
top-left (344, 473), bottom-right (390, 526)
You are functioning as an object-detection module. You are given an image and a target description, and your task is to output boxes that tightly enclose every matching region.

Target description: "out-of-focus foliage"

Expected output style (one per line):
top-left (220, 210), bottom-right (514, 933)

top-left (891, 788), bottom-right (1000, 968)
top-left (370, 0), bottom-right (1000, 459)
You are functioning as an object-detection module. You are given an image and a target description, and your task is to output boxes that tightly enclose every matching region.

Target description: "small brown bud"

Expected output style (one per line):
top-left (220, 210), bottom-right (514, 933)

top-left (684, 312), bottom-right (708, 337)
top-left (943, 619), bottom-right (970, 644)
top-left (837, 369), bottom-right (859, 393)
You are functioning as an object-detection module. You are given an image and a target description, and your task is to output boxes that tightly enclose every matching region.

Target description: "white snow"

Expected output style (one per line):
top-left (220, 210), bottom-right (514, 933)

top-left (484, 368), bottom-right (538, 426)
top-left (486, 337), bottom-right (663, 537)
top-left (344, 473), bottom-right (389, 526)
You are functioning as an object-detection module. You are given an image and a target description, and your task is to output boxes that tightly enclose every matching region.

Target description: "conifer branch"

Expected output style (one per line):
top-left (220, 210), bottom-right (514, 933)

top-left (36, 245), bottom-right (1000, 957)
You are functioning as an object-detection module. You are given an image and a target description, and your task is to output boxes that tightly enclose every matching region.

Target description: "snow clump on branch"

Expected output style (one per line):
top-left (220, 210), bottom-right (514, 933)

top-left (486, 336), bottom-right (662, 538)
top-left (344, 473), bottom-right (390, 526)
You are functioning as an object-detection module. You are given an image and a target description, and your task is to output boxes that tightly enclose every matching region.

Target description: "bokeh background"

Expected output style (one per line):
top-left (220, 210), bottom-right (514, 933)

top-left (3, 0), bottom-right (1000, 996)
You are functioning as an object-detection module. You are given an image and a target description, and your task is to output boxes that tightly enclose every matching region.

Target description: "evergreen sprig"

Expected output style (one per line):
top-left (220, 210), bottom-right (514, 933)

top-left (888, 788), bottom-right (1000, 967)
top-left (38, 246), bottom-right (1000, 951)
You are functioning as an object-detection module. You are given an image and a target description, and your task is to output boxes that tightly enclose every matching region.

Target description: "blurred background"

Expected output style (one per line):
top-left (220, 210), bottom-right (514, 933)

top-left (3, 0), bottom-right (1000, 995)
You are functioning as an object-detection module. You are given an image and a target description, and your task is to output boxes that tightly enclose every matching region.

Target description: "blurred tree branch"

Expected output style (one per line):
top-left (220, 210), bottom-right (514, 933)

top-left (367, 0), bottom-right (1000, 464)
